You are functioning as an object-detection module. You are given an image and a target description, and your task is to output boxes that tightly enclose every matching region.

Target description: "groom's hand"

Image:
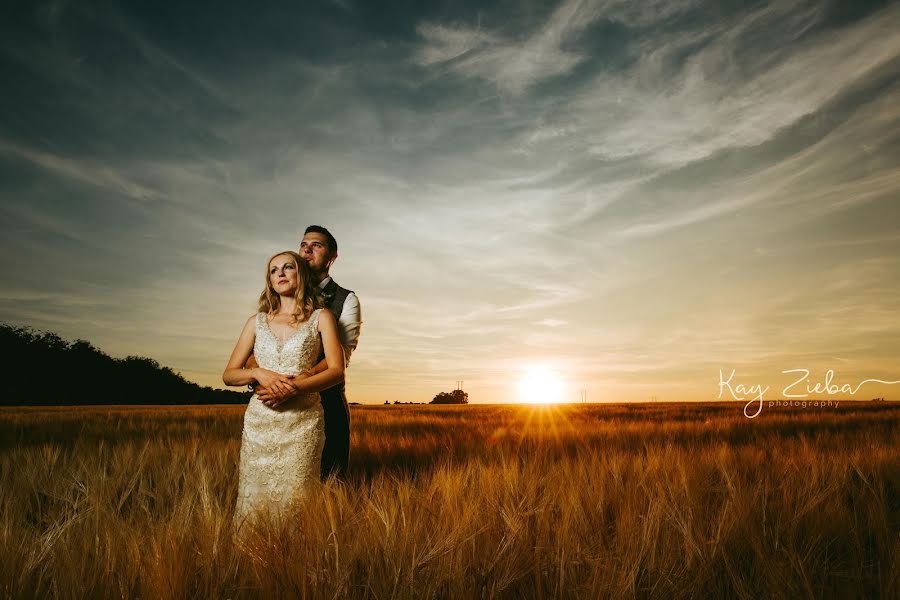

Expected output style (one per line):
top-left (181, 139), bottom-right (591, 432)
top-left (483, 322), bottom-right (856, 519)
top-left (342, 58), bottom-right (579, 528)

top-left (257, 370), bottom-right (315, 407)
top-left (258, 378), bottom-right (297, 408)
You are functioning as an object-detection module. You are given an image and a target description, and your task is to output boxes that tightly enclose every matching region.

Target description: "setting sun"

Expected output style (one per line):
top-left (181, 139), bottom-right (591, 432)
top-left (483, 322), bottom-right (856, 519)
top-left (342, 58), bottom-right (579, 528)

top-left (518, 366), bottom-right (564, 404)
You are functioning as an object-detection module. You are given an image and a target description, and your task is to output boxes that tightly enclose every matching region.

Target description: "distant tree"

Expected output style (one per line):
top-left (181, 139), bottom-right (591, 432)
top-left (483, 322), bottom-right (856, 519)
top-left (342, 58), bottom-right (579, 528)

top-left (0, 323), bottom-right (250, 406)
top-left (430, 389), bottom-right (469, 404)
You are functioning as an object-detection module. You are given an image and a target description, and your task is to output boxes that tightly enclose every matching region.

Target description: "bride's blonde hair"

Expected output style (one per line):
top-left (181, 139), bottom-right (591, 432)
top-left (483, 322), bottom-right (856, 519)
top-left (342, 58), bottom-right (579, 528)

top-left (258, 251), bottom-right (323, 324)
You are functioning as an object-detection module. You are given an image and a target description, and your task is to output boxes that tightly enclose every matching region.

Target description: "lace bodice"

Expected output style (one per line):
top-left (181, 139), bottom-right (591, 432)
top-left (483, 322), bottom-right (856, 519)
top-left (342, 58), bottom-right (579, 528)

top-left (254, 310), bottom-right (322, 375)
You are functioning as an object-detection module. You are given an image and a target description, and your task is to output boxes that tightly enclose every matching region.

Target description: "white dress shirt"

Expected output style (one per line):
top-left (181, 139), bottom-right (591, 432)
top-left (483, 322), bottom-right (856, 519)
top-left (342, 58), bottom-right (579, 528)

top-left (318, 276), bottom-right (361, 367)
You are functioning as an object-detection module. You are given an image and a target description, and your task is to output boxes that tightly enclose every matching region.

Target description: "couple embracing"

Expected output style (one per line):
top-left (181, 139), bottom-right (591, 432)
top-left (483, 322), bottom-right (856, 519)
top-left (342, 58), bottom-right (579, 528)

top-left (222, 225), bottom-right (361, 526)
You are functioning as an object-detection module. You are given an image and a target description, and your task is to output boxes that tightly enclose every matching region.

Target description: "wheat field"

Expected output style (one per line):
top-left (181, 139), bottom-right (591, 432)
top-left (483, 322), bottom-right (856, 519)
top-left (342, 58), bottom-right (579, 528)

top-left (1, 402), bottom-right (898, 599)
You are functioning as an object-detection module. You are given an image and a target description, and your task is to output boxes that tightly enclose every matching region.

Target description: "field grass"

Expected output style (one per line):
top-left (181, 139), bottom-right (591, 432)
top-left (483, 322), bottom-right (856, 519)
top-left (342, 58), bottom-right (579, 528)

top-left (1, 401), bottom-right (898, 599)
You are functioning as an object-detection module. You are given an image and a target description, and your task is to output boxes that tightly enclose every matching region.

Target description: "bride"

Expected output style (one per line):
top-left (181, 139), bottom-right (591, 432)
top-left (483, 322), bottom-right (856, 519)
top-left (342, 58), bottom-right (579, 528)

top-left (223, 250), bottom-right (345, 526)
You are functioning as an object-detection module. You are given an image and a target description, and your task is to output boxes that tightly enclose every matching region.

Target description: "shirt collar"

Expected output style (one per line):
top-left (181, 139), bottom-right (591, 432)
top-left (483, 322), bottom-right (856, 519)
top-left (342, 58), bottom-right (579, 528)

top-left (318, 276), bottom-right (332, 289)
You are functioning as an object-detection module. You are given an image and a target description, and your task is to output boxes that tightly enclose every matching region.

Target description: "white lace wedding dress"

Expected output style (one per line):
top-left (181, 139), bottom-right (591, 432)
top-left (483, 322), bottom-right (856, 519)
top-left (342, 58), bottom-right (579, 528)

top-left (234, 309), bottom-right (325, 526)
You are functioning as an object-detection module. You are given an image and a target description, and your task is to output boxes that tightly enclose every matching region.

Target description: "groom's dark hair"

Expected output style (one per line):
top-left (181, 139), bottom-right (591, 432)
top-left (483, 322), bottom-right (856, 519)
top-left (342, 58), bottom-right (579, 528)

top-left (304, 225), bottom-right (338, 254)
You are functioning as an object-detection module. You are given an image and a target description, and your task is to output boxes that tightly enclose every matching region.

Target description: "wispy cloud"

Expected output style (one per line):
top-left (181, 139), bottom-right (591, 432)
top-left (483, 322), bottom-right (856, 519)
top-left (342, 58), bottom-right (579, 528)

top-left (0, 138), bottom-right (160, 202)
top-left (414, 0), bottom-right (606, 94)
top-left (571, 0), bottom-right (900, 167)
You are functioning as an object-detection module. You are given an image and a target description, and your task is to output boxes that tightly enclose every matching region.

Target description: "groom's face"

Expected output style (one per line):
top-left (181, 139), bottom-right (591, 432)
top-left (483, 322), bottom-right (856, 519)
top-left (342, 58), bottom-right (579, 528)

top-left (300, 232), bottom-right (335, 274)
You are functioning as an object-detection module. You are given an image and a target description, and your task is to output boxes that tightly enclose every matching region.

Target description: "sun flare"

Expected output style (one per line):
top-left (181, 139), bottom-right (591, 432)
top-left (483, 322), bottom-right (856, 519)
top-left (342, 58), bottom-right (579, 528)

top-left (518, 366), bottom-right (564, 404)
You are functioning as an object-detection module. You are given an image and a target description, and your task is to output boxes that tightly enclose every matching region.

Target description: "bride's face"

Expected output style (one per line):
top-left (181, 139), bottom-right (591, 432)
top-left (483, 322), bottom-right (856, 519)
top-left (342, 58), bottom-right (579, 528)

top-left (269, 254), bottom-right (299, 296)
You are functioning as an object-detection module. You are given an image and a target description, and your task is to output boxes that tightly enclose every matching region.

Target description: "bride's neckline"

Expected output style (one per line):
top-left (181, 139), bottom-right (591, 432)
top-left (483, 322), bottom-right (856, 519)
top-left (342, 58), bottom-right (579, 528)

top-left (261, 311), bottom-right (317, 348)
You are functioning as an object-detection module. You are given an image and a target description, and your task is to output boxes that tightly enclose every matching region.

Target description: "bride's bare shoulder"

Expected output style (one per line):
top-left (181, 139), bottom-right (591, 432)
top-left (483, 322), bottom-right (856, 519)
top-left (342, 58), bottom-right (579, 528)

top-left (316, 307), bottom-right (336, 328)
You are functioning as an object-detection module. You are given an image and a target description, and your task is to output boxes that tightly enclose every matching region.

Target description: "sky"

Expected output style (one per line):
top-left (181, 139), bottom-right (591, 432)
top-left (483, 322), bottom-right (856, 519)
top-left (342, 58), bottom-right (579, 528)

top-left (1, 0), bottom-right (899, 405)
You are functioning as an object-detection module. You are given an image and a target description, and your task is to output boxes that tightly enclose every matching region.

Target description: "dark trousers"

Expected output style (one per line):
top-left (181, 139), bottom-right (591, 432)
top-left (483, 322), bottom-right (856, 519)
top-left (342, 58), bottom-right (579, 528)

top-left (320, 385), bottom-right (350, 480)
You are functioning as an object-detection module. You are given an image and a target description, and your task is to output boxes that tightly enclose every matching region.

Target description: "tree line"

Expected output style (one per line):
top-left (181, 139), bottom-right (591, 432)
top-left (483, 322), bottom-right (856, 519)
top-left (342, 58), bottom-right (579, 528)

top-left (0, 324), bottom-right (250, 406)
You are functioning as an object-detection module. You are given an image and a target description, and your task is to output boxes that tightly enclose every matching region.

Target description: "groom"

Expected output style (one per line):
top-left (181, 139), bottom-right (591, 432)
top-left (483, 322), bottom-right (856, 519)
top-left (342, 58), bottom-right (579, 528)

top-left (254, 225), bottom-right (361, 480)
